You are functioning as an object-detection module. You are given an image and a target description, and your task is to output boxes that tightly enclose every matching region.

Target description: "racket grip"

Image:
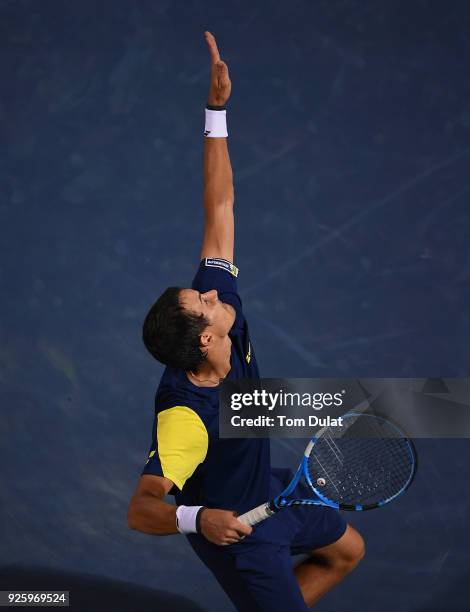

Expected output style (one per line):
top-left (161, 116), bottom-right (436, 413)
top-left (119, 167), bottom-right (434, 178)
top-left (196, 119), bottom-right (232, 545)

top-left (237, 503), bottom-right (275, 527)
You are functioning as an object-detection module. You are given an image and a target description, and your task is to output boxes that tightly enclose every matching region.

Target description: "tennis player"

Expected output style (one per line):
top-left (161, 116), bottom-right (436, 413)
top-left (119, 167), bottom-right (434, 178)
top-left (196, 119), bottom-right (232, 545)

top-left (128, 31), bottom-right (365, 610)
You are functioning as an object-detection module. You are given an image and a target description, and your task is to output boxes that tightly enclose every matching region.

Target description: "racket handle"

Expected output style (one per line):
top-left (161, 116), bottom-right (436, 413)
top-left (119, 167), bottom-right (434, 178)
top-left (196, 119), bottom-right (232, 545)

top-left (237, 502), bottom-right (276, 527)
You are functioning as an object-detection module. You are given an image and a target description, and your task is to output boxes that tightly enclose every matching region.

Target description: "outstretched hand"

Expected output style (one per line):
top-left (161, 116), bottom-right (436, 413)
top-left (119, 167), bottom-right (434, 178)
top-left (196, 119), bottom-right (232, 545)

top-left (204, 31), bottom-right (232, 106)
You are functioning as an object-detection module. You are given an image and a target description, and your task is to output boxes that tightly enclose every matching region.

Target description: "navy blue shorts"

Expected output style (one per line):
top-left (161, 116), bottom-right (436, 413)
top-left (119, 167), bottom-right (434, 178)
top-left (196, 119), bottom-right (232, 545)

top-left (187, 468), bottom-right (347, 611)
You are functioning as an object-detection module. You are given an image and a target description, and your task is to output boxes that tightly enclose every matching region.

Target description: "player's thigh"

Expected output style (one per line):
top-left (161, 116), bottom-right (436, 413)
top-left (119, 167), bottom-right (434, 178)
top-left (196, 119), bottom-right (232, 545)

top-left (187, 535), bottom-right (263, 611)
top-left (290, 504), bottom-right (348, 555)
top-left (188, 535), bottom-right (308, 611)
top-left (307, 524), bottom-right (365, 569)
top-left (233, 542), bottom-right (309, 611)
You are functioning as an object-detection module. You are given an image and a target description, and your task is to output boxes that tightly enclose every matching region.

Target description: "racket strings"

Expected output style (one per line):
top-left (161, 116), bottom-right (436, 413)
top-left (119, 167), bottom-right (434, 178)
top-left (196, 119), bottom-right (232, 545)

top-left (307, 415), bottom-right (415, 507)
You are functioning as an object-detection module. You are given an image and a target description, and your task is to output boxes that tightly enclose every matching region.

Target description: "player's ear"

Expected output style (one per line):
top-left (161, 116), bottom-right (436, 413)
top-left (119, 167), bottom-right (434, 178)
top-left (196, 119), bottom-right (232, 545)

top-left (199, 331), bottom-right (213, 348)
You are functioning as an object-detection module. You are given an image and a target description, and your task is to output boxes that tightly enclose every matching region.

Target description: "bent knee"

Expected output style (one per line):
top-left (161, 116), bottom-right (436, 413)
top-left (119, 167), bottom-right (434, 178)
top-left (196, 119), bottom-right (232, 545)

top-left (327, 527), bottom-right (365, 574)
top-left (352, 533), bottom-right (366, 564)
top-left (339, 529), bottom-right (365, 571)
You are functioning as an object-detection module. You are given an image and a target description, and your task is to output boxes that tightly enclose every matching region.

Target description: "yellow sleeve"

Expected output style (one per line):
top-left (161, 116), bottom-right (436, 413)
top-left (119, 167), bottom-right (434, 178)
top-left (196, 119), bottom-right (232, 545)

top-left (156, 406), bottom-right (209, 491)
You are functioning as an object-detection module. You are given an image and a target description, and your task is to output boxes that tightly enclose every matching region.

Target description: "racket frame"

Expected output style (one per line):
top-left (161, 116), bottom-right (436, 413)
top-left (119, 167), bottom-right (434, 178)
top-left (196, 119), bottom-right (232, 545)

top-left (237, 413), bottom-right (418, 526)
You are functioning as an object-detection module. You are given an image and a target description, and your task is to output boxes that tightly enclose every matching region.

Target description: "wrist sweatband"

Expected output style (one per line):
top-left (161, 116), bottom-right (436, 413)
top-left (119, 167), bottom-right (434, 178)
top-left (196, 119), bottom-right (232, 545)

top-left (204, 104), bottom-right (228, 137)
top-left (176, 505), bottom-right (205, 534)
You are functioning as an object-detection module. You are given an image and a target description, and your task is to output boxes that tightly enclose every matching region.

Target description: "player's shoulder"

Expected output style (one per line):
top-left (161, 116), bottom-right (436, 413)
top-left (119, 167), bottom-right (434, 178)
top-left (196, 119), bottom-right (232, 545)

top-left (191, 257), bottom-right (247, 332)
top-left (202, 257), bottom-right (239, 278)
top-left (191, 257), bottom-right (239, 294)
top-left (156, 405), bottom-right (209, 441)
top-left (155, 367), bottom-right (217, 423)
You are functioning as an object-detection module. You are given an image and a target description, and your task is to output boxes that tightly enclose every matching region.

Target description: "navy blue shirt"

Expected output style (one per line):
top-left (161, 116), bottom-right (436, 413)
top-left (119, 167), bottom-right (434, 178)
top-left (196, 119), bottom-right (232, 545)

top-left (141, 257), bottom-right (271, 515)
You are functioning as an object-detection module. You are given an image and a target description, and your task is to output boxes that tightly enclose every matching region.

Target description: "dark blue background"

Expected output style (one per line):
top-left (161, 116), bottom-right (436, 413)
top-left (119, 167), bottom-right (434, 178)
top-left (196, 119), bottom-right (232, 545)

top-left (1, 1), bottom-right (469, 610)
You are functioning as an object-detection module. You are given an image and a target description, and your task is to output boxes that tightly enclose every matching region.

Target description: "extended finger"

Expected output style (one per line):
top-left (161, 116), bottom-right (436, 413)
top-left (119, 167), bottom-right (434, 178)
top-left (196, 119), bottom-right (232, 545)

top-left (204, 31), bottom-right (221, 63)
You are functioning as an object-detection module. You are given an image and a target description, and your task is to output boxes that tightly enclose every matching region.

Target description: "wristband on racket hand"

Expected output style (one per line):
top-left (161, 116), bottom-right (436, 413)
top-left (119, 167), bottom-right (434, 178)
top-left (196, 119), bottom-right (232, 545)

top-left (175, 505), bottom-right (206, 534)
top-left (204, 104), bottom-right (228, 137)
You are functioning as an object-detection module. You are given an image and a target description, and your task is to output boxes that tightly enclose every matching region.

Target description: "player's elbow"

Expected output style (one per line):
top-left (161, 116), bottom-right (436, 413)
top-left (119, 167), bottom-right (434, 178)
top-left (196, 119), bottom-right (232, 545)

top-left (127, 502), bottom-right (138, 531)
top-left (127, 496), bottom-right (145, 531)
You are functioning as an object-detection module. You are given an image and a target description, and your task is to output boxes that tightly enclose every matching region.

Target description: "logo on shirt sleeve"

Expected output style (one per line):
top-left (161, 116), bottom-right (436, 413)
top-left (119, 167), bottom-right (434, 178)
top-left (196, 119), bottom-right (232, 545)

top-left (204, 257), bottom-right (239, 277)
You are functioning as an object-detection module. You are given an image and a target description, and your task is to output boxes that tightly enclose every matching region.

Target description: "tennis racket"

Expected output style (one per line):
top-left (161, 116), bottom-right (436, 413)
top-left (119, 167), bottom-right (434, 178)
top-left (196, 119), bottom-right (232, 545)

top-left (237, 412), bottom-right (417, 527)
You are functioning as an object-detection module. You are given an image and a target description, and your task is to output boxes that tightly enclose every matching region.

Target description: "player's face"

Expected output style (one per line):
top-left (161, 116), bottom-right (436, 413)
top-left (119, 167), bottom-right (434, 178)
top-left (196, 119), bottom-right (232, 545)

top-left (179, 288), bottom-right (235, 336)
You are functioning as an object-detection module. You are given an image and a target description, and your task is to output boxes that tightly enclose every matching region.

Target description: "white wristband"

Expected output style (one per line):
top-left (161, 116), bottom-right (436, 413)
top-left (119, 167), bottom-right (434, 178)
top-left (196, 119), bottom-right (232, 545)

top-left (204, 108), bottom-right (228, 138)
top-left (175, 505), bottom-right (204, 534)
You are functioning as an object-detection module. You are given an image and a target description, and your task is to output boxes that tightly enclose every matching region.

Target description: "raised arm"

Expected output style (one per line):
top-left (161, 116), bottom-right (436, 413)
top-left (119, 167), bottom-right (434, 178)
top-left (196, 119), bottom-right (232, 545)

top-left (200, 31), bottom-right (234, 263)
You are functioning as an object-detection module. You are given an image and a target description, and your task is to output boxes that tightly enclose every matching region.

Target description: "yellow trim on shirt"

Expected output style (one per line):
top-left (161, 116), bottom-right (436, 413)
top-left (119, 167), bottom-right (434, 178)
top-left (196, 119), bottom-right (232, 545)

top-left (156, 406), bottom-right (209, 491)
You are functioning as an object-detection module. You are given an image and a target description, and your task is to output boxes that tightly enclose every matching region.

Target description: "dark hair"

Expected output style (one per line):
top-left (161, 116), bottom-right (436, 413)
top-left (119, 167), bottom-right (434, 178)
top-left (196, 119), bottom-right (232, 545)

top-left (142, 287), bottom-right (209, 370)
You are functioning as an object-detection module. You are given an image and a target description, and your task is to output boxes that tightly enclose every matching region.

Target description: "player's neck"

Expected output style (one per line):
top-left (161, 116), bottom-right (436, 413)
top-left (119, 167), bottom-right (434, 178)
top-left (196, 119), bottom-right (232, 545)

top-left (187, 347), bottom-right (231, 387)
